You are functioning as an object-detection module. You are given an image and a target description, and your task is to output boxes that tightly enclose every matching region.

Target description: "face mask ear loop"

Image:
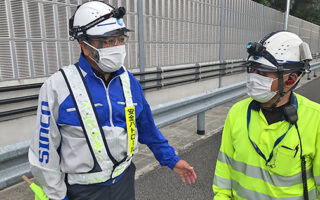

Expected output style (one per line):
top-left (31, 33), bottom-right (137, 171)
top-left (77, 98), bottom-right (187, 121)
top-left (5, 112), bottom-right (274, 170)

top-left (263, 66), bottom-right (283, 111)
top-left (278, 66), bottom-right (284, 97)
top-left (84, 41), bottom-right (99, 62)
top-left (98, 38), bottom-right (104, 49)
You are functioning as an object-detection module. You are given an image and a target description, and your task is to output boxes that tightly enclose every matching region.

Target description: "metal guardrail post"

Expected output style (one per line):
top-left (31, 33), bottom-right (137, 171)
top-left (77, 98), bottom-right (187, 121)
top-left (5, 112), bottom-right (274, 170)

top-left (195, 63), bottom-right (200, 80)
top-left (307, 71), bottom-right (311, 80)
top-left (197, 112), bottom-right (205, 135)
top-left (156, 66), bottom-right (162, 88)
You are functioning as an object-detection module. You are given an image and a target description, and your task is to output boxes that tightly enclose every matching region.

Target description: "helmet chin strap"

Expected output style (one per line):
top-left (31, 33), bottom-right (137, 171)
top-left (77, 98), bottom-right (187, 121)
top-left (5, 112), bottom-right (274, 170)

top-left (262, 72), bottom-right (304, 111)
top-left (270, 65), bottom-right (285, 110)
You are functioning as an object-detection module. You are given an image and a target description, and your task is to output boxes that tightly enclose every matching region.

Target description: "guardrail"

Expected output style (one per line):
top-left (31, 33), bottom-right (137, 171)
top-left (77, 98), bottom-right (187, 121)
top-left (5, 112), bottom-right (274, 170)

top-left (308, 61), bottom-right (320, 80)
top-left (0, 60), bottom-right (245, 119)
top-left (0, 61), bottom-right (319, 190)
top-left (0, 141), bottom-right (31, 189)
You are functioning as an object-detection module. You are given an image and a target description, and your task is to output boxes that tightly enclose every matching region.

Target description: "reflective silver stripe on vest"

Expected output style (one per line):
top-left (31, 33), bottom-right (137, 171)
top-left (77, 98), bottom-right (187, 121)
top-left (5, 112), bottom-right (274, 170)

top-left (213, 175), bottom-right (232, 190)
top-left (232, 179), bottom-right (318, 200)
top-left (218, 151), bottom-right (313, 187)
top-left (120, 68), bottom-right (133, 108)
top-left (315, 176), bottom-right (320, 186)
top-left (111, 67), bottom-right (135, 179)
top-left (63, 65), bottom-right (114, 184)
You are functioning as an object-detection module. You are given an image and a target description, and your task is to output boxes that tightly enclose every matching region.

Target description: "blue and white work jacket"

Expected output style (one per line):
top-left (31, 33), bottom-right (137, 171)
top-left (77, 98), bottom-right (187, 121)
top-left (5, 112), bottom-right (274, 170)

top-left (29, 54), bottom-right (180, 200)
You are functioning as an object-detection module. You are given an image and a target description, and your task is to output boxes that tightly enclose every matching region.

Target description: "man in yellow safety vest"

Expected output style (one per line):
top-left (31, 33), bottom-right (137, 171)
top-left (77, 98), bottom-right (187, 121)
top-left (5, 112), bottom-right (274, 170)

top-left (213, 31), bottom-right (320, 199)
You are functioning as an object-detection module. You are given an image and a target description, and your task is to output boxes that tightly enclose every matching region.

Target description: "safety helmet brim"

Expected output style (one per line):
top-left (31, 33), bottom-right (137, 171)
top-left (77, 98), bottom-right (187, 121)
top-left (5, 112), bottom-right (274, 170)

top-left (246, 60), bottom-right (307, 73)
top-left (86, 27), bottom-right (133, 39)
top-left (245, 61), bottom-right (277, 72)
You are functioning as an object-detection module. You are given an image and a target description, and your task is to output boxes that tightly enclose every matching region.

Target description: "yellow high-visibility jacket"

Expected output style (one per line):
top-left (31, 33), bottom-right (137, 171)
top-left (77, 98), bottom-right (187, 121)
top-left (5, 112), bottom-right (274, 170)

top-left (213, 93), bottom-right (320, 200)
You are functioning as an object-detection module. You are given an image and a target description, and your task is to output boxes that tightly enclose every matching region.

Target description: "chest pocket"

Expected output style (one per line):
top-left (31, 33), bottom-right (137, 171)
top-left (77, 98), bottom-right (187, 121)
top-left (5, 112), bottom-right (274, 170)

top-left (66, 103), bottom-right (104, 112)
top-left (269, 145), bottom-right (301, 176)
top-left (59, 103), bottom-right (105, 126)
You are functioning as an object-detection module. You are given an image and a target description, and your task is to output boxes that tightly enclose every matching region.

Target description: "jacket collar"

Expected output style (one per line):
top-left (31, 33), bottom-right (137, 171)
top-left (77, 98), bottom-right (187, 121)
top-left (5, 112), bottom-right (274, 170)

top-left (78, 54), bottom-right (126, 78)
top-left (250, 92), bottom-right (298, 112)
top-left (249, 92), bottom-right (298, 122)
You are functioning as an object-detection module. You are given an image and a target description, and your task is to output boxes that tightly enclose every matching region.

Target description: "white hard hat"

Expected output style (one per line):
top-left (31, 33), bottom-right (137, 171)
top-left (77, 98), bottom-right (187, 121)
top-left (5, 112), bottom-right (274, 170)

top-left (246, 31), bottom-right (312, 72)
top-left (69, 1), bottom-right (131, 41)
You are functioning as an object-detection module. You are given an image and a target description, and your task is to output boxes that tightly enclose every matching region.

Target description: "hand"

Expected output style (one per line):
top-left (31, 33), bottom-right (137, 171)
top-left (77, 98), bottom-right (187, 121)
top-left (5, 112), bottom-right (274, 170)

top-left (173, 160), bottom-right (197, 184)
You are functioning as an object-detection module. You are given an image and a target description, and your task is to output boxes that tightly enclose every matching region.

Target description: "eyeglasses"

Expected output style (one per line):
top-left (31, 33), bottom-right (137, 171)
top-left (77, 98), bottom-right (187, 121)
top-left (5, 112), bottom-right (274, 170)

top-left (247, 66), bottom-right (274, 77)
top-left (91, 35), bottom-right (129, 47)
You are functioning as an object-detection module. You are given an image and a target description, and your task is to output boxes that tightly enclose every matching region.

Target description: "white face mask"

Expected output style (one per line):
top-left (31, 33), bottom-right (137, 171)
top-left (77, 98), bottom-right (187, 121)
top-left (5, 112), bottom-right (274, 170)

top-left (246, 73), bottom-right (278, 103)
top-left (85, 41), bottom-right (126, 73)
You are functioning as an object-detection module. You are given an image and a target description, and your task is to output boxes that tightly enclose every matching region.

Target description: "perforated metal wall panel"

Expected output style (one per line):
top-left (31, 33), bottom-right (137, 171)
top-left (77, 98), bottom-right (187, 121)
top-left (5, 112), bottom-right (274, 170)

top-left (31, 42), bottom-right (45, 77)
top-left (0, 41), bottom-right (13, 80)
top-left (0, 0), bottom-right (319, 81)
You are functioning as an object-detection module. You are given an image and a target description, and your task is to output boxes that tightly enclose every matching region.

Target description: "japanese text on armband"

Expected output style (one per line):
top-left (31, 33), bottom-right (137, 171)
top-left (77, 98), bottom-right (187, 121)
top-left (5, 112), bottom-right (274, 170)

top-left (125, 106), bottom-right (136, 155)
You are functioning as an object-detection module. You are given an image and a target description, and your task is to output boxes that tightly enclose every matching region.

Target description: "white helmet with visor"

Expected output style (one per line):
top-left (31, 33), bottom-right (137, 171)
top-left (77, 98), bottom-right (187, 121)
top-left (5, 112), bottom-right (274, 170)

top-left (246, 31), bottom-right (312, 73)
top-left (69, 1), bottom-right (131, 41)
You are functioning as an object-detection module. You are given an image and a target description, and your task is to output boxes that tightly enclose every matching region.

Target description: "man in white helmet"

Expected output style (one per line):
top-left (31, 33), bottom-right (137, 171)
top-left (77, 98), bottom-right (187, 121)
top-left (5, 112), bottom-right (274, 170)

top-left (212, 31), bottom-right (320, 199)
top-left (28, 1), bottom-right (196, 200)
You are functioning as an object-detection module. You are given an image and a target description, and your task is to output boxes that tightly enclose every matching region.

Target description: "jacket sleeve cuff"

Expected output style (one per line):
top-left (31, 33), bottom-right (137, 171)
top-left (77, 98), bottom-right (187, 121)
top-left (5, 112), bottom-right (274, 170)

top-left (168, 156), bottom-right (181, 170)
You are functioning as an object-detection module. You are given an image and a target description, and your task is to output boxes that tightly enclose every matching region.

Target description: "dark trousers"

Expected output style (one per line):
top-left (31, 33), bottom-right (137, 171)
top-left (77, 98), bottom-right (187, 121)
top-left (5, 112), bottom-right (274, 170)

top-left (66, 163), bottom-right (136, 200)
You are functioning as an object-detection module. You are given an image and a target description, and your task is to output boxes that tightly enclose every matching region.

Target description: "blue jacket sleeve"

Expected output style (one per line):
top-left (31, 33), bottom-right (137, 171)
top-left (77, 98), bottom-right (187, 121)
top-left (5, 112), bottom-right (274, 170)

top-left (137, 89), bottom-right (180, 169)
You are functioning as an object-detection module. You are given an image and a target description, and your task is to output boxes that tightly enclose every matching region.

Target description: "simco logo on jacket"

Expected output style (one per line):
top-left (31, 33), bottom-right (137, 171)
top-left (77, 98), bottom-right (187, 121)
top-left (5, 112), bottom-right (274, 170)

top-left (39, 101), bottom-right (50, 163)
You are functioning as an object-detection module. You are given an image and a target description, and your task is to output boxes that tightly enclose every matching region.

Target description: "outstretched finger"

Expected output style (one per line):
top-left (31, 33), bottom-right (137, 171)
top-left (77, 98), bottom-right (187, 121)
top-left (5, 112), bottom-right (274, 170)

top-left (190, 168), bottom-right (197, 179)
top-left (190, 173), bottom-right (196, 184)
top-left (186, 174), bottom-right (192, 184)
top-left (180, 174), bottom-right (186, 183)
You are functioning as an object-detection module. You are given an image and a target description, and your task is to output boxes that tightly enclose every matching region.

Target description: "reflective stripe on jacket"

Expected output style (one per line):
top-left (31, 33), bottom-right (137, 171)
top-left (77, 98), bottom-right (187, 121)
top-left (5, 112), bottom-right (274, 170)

top-left (28, 54), bottom-right (180, 199)
top-left (213, 94), bottom-right (320, 200)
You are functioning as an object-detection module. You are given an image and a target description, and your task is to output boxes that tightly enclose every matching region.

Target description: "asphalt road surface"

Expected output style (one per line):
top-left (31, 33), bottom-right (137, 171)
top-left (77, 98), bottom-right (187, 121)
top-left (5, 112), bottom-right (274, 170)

top-left (135, 77), bottom-right (320, 200)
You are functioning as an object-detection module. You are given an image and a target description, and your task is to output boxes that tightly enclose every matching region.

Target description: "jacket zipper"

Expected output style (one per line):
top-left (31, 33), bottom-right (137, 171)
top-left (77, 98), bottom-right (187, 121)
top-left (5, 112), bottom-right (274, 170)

top-left (93, 73), bottom-right (119, 127)
top-left (106, 76), bottom-right (118, 127)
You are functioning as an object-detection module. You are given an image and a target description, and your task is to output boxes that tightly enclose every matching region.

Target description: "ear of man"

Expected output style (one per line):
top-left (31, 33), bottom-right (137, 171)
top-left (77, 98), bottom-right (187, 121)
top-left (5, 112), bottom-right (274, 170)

top-left (80, 42), bottom-right (90, 56)
top-left (285, 73), bottom-right (298, 86)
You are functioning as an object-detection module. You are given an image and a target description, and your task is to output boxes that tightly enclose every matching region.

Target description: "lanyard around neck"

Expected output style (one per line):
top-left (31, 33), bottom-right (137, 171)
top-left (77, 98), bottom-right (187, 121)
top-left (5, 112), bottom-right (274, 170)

top-left (246, 95), bottom-right (298, 167)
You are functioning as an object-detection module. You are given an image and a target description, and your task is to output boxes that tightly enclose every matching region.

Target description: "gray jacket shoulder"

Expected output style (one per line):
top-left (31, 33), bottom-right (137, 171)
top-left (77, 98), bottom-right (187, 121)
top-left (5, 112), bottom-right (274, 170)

top-left (41, 65), bottom-right (75, 103)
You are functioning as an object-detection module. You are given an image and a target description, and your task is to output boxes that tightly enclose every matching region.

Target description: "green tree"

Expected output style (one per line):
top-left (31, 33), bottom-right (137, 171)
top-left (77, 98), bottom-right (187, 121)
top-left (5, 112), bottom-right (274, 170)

top-left (252, 0), bottom-right (320, 25)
